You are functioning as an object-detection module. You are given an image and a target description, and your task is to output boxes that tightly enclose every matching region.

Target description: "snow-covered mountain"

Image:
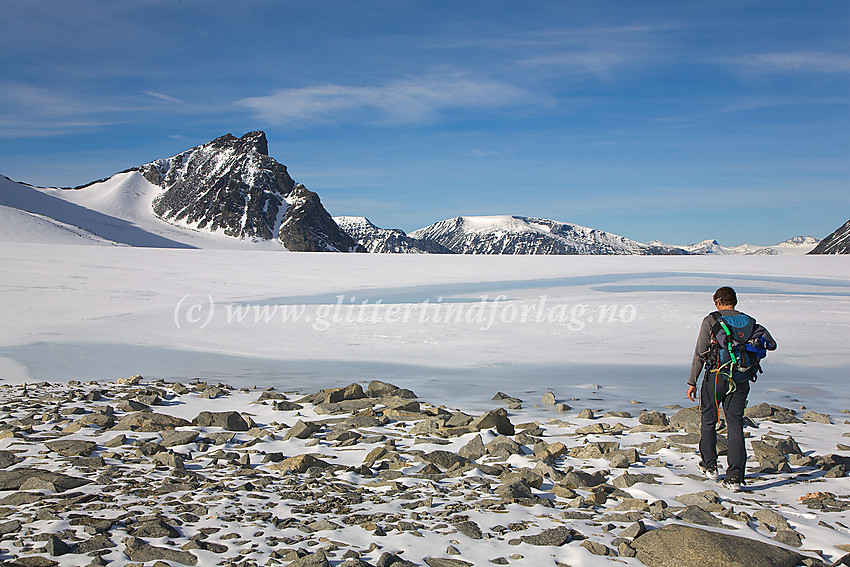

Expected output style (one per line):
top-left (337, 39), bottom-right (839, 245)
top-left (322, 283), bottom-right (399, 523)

top-left (408, 215), bottom-right (689, 255)
top-left (0, 132), bottom-right (361, 252)
top-left (334, 216), bottom-right (452, 254)
top-left (682, 237), bottom-right (819, 256)
top-left (809, 220), bottom-right (850, 254)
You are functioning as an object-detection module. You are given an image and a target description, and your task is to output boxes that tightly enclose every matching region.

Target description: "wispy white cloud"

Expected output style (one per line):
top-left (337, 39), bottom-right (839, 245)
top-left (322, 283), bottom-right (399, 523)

top-left (237, 75), bottom-right (539, 126)
top-left (144, 91), bottom-right (184, 104)
top-left (507, 23), bottom-right (679, 80)
top-left (715, 51), bottom-right (850, 74)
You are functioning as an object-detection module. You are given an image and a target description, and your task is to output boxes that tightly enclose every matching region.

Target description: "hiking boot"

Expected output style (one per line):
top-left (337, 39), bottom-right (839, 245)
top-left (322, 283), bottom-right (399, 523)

top-left (699, 464), bottom-right (719, 481)
top-left (722, 477), bottom-right (743, 493)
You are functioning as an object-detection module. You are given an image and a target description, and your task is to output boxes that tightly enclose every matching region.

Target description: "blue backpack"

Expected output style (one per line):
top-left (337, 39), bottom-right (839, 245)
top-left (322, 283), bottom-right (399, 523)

top-left (707, 312), bottom-right (775, 383)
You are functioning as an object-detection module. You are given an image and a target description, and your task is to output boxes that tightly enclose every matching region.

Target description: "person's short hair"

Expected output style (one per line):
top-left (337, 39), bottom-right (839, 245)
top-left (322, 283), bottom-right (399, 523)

top-left (713, 286), bottom-right (737, 307)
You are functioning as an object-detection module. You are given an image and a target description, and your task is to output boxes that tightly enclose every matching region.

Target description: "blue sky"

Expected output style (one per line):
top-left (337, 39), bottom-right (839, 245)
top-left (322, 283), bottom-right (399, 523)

top-left (1, 0), bottom-right (848, 245)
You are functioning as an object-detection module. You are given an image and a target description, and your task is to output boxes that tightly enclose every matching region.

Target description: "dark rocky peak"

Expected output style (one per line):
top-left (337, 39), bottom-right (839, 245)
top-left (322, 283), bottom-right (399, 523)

top-left (209, 131), bottom-right (269, 156)
top-left (809, 219), bottom-right (850, 254)
top-left (138, 131), bottom-right (295, 240)
top-left (279, 185), bottom-right (364, 252)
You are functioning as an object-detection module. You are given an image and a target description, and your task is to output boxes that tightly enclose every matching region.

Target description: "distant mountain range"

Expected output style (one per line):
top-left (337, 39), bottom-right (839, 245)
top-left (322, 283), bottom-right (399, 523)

top-left (408, 215), bottom-right (687, 255)
top-left (0, 130), bottom-right (833, 254)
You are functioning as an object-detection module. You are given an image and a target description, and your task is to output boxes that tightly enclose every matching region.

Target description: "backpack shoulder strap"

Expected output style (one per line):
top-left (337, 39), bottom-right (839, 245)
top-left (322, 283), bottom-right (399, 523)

top-left (707, 311), bottom-right (723, 336)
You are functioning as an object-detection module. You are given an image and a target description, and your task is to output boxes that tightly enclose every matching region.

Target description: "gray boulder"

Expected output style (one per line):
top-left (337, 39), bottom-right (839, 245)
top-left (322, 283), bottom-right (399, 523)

top-left (458, 434), bottom-right (485, 460)
top-left (486, 435), bottom-right (524, 458)
top-left (469, 408), bottom-right (514, 436)
top-left (639, 410), bottom-right (669, 426)
top-left (284, 420), bottom-right (322, 440)
top-left (632, 524), bottom-right (806, 567)
top-left (193, 410), bottom-right (250, 431)
top-left (0, 450), bottom-right (21, 468)
top-left (112, 412), bottom-right (190, 432)
top-left (0, 468), bottom-right (89, 492)
top-left (123, 536), bottom-right (197, 565)
top-left (521, 526), bottom-right (573, 546)
top-left (45, 439), bottom-right (97, 457)
top-left (420, 450), bottom-right (468, 470)
top-left (160, 430), bottom-right (200, 447)
top-left (670, 407), bottom-right (702, 432)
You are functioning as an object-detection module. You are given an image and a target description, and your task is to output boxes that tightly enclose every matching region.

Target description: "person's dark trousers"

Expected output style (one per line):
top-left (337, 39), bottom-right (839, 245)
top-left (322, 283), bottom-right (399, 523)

top-left (699, 372), bottom-right (750, 481)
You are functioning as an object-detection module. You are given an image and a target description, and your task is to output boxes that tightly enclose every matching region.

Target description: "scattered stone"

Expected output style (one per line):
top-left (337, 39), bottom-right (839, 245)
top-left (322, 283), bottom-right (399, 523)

top-left (521, 527), bottom-right (573, 546)
top-left (675, 491), bottom-right (724, 513)
top-left (580, 540), bottom-right (613, 556)
top-left (103, 434), bottom-right (126, 448)
top-left (541, 391), bottom-right (557, 405)
top-left (576, 408), bottom-right (594, 419)
top-left (561, 470), bottom-right (607, 489)
top-left (612, 472), bottom-right (659, 488)
top-left (458, 434), bottom-right (486, 460)
top-left (0, 449), bottom-right (21, 468)
top-left (0, 519), bottom-right (22, 536)
top-left (44, 439), bottom-right (97, 457)
top-left (268, 454), bottom-right (331, 473)
top-left (0, 468), bottom-right (89, 492)
top-left (116, 399), bottom-right (150, 412)
top-left (160, 430), bottom-right (200, 447)
top-left (44, 534), bottom-right (74, 556)
top-left (802, 410), bottom-right (832, 424)
top-left (469, 409), bottom-right (514, 436)
top-left (639, 410), bottom-right (669, 426)
top-left (112, 412), bottom-right (190, 432)
top-left (421, 450), bottom-right (468, 470)
top-left (123, 536), bottom-right (198, 565)
top-left (424, 558), bottom-right (473, 567)
top-left (130, 518), bottom-right (181, 538)
top-left (454, 520), bottom-right (483, 540)
top-left (284, 419), bottom-right (322, 440)
top-left (192, 410), bottom-right (250, 431)
top-left (620, 520), bottom-right (646, 539)
top-left (486, 435), bottom-right (524, 458)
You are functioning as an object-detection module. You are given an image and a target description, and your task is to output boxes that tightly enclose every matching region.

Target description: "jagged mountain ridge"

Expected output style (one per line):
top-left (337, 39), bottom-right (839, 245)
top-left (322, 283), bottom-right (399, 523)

top-left (136, 131), bottom-right (361, 252)
top-left (406, 215), bottom-right (690, 255)
top-left (809, 220), bottom-right (850, 254)
top-left (334, 217), bottom-right (452, 254)
top-left (138, 131), bottom-right (292, 240)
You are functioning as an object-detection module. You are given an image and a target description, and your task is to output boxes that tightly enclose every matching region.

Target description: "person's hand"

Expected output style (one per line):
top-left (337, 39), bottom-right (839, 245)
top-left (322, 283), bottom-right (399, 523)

top-left (687, 384), bottom-right (697, 402)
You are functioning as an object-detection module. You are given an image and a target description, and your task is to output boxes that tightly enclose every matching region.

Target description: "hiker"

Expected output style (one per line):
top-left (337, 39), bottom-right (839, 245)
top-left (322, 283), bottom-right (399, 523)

top-left (687, 286), bottom-right (776, 492)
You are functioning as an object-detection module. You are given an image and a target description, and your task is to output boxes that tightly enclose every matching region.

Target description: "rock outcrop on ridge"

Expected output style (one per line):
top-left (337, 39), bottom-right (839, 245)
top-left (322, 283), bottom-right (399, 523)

top-left (137, 131), bottom-right (361, 252)
top-left (809, 219), bottom-right (850, 254)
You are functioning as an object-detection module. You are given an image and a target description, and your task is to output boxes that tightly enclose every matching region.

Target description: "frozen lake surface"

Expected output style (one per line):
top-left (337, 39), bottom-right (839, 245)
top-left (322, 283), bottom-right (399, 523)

top-left (1, 245), bottom-right (848, 415)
